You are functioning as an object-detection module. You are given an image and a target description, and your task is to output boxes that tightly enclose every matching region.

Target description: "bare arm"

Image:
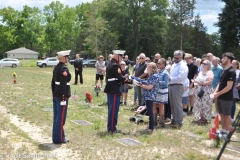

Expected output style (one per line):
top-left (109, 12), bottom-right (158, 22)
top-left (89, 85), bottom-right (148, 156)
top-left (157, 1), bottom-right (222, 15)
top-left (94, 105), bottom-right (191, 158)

top-left (213, 81), bottom-right (234, 98)
top-left (139, 73), bottom-right (148, 79)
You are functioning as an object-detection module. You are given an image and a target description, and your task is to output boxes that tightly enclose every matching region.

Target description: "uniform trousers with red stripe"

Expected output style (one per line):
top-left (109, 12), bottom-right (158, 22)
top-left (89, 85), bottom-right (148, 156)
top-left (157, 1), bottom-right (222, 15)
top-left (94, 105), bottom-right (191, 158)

top-left (107, 93), bottom-right (120, 132)
top-left (52, 97), bottom-right (68, 143)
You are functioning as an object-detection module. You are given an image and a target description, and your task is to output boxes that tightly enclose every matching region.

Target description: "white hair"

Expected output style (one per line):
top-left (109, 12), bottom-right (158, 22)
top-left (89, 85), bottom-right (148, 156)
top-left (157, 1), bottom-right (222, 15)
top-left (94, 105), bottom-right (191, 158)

top-left (173, 50), bottom-right (183, 57)
top-left (139, 53), bottom-right (146, 58)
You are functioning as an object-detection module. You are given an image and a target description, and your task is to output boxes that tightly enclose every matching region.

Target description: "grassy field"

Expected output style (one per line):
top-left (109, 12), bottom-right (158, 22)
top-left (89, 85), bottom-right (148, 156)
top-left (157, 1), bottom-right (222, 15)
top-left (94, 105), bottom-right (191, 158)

top-left (0, 62), bottom-right (240, 159)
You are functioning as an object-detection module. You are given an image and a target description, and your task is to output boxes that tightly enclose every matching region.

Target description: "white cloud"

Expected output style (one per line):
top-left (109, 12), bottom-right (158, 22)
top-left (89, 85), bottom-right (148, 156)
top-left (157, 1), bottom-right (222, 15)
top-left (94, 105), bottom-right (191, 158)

top-left (195, 0), bottom-right (225, 34)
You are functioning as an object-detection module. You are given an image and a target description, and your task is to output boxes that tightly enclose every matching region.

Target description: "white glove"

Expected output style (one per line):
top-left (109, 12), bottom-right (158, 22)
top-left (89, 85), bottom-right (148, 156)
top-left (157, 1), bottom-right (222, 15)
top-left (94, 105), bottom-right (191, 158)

top-left (133, 79), bottom-right (139, 86)
top-left (60, 101), bottom-right (66, 105)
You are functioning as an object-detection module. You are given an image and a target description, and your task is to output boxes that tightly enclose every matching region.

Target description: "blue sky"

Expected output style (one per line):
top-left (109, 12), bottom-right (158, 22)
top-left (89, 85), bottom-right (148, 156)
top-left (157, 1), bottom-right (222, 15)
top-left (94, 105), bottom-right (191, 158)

top-left (0, 0), bottom-right (225, 34)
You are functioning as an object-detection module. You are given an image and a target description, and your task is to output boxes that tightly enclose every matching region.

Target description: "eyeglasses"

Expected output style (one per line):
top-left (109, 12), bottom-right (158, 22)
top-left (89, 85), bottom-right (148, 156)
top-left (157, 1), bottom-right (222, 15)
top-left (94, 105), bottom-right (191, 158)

top-left (120, 64), bottom-right (125, 66)
top-left (202, 63), bottom-right (208, 65)
top-left (139, 57), bottom-right (145, 59)
top-left (157, 63), bottom-right (163, 65)
top-left (145, 60), bottom-right (150, 61)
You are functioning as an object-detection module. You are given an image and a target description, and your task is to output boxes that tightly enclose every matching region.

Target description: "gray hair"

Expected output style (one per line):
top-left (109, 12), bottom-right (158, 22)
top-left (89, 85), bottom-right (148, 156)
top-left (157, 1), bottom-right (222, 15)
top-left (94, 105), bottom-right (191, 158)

top-left (196, 58), bottom-right (201, 63)
top-left (173, 50), bottom-right (184, 57)
top-left (139, 53), bottom-right (146, 58)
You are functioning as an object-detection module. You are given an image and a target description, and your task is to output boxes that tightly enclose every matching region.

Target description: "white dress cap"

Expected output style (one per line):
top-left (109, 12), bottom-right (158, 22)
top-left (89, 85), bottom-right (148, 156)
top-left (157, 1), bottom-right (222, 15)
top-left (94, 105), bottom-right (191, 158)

top-left (57, 50), bottom-right (71, 56)
top-left (113, 50), bottom-right (126, 55)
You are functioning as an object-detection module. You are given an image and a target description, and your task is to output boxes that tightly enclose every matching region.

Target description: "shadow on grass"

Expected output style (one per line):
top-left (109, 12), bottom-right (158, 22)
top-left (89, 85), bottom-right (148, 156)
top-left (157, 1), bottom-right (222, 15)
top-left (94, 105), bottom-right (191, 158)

top-left (38, 143), bottom-right (62, 151)
top-left (98, 102), bottom-right (108, 106)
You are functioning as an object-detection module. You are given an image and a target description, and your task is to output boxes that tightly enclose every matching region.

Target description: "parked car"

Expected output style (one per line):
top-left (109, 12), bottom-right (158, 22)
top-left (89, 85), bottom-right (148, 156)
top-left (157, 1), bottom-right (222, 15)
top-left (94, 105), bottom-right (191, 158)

top-left (0, 58), bottom-right (20, 68)
top-left (83, 59), bottom-right (97, 68)
top-left (37, 57), bottom-right (59, 68)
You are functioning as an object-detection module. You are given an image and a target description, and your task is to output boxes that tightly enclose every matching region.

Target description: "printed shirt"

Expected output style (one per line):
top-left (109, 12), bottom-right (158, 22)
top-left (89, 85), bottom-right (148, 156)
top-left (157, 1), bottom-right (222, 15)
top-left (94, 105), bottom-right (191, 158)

top-left (143, 73), bottom-right (159, 101)
top-left (95, 61), bottom-right (105, 75)
top-left (233, 70), bottom-right (240, 99)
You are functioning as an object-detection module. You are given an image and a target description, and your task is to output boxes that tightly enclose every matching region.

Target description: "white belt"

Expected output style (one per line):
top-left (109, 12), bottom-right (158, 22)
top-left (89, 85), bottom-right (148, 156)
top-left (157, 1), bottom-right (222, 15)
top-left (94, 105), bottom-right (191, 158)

top-left (55, 82), bottom-right (70, 85)
top-left (108, 78), bottom-right (118, 81)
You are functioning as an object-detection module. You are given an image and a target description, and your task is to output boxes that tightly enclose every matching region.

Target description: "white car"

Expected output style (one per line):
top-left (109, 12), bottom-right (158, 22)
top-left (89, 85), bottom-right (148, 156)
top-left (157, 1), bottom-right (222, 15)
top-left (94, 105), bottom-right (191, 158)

top-left (37, 57), bottom-right (59, 68)
top-left (0, 58), bottom-right (20, 68)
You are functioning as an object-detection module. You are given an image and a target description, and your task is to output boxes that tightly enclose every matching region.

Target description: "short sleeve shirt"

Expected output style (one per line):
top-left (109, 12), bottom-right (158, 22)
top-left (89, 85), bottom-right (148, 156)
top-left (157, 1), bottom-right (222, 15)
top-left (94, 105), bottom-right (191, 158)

top-left (143, 73), bottom-right (159, 101)
top-left (95, 61), bottom-right (105, 75)
top-left (218, 67), bottom-right (236, 100)
top-left (187, 62), bottom-right (198, 84)
top-left (135, 62), bottom-right (147, 77)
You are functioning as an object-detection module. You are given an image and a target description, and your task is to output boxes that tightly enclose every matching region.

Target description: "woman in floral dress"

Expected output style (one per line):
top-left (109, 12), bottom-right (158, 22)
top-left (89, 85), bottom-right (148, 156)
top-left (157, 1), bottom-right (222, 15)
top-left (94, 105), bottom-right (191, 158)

top-left (192, 60), bottom-right (214, 124)
top-left (139, 62), bottom-right (159, 132)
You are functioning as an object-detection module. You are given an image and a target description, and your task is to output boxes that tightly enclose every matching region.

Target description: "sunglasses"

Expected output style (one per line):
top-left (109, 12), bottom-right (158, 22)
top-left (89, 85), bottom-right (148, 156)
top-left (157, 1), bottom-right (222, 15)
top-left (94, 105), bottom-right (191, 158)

top-left (202, 63), bottom-right (208, 65)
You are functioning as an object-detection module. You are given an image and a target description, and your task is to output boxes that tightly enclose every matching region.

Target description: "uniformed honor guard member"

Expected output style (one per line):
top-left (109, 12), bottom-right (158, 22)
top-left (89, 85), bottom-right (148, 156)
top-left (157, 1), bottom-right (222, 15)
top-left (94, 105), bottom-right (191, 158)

top-left (51, 50), bottom-right (71, 144)
top-left (104, 50), bottom-right (133, 133)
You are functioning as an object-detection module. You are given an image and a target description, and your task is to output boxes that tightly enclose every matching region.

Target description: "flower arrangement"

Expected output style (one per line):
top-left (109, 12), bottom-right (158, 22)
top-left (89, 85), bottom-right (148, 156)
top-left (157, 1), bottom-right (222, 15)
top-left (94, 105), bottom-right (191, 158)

top-left (94, 85), bottom-right (102, 96)
top-left (85, 92), bottom-right (92, 103)
top-left (13, 72), bottom-right (17, 83)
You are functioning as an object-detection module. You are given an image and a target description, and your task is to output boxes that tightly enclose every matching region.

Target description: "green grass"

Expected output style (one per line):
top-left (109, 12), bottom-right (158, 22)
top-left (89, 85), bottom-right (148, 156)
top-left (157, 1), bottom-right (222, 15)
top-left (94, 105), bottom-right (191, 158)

top-left (19, 60), bottom-right (39, 67)
top-left (0, 65), bottom-right (239, 159)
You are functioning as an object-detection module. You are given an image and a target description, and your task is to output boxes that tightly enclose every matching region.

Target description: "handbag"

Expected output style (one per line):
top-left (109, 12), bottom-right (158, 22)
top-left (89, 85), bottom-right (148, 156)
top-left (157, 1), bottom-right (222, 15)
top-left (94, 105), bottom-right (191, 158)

top-left (124, 83), bottom-right (133, 90)
top-left (197, 87), bottom-right (205, 98)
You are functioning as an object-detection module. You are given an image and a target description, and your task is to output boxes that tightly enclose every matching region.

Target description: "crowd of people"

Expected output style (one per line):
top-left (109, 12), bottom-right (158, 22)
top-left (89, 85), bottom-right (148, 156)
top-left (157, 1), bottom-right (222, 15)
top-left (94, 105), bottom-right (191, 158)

top-left (101, 51), bottom-right (239, 133)
top-left (51, 49), bottom-right (239, 144)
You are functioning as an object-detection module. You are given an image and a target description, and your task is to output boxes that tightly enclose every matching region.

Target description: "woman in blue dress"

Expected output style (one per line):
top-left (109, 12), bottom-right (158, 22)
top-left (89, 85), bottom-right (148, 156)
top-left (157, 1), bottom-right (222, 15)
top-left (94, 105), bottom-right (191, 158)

top-left (153, 58), bottom-right (169, 127)
top-left (139, 62), bottom-right (159, 132)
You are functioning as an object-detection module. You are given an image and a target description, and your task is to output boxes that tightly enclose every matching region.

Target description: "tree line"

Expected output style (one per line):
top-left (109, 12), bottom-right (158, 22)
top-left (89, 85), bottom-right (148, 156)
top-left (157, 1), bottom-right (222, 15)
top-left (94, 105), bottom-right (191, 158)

top-left (0, 0), bottom-right (239, 60)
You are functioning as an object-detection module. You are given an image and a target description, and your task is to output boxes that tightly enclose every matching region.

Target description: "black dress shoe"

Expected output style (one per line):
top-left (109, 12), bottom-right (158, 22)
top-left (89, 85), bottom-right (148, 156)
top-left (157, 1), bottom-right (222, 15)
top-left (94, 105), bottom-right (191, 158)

top-left (53, 139), bottom-right (69, 144)
top-left (108, 129), bottom-right (121, 133)
top-left (73, 83), bottom-right (77, 85)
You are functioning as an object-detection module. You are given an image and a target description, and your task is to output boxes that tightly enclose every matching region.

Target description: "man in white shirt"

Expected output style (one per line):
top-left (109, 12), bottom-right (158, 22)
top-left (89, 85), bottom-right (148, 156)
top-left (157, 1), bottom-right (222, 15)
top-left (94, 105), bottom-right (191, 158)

top-left (168, 50), bottom-right (188, 128)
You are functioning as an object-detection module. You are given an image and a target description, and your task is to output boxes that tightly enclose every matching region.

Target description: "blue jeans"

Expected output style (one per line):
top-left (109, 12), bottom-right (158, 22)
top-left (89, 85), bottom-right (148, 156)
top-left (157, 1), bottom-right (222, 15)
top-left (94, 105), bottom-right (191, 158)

top-left (146, 100), bottom-right (154, 130)
top-left (52, 97), bottom-right (68, 143)
top-left (107, 93), bottom-right (120, 132)
top-left (231, 98), bottom-right (237, 119)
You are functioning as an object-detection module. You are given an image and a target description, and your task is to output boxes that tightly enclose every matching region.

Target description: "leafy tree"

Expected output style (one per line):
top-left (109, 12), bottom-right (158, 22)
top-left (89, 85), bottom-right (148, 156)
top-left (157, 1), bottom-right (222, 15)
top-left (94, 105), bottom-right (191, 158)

top-left (100, 0), bottom-right (168, 59)
top-left (166, 0), bottom-right (195, 52)
top-left (84, 0), bottom-right (108, 58)
top-left (216, 0), bottom-right (240, 58)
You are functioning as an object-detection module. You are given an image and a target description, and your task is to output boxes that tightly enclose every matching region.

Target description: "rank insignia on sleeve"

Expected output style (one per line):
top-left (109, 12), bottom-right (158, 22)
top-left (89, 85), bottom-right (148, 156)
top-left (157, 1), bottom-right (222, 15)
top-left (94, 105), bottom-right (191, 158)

top-left (118, 68), bottom-right (121, 74)
top-left (63, 71), bottom-right (68, 76)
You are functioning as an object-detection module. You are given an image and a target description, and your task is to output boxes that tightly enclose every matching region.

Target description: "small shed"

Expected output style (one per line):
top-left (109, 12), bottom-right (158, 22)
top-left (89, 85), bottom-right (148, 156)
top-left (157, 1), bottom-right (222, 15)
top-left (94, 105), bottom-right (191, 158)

top-left (5, 47), bottom-right (39, 59)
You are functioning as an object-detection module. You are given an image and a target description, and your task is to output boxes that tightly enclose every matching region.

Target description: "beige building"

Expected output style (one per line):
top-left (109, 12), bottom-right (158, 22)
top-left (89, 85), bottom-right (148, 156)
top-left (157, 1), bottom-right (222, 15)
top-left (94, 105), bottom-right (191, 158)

top-left (6, 47), bottom-right (39, 59)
